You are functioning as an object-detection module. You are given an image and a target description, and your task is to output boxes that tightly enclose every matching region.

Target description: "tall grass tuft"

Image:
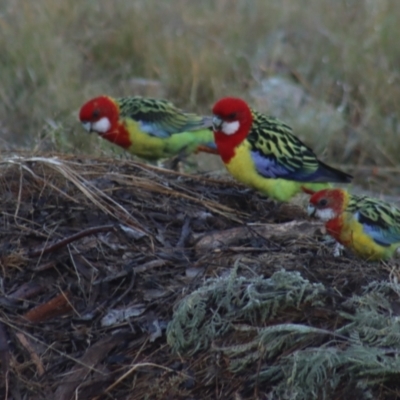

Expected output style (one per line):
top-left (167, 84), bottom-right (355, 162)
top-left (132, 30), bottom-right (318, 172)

top-left (1, 0), bottom-right (399, 167)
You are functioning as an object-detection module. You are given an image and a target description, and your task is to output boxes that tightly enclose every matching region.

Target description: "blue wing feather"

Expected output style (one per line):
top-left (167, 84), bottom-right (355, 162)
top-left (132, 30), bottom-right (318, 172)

top-left (251, 151), bottom-right (328, 181)
top-left (247, 109), bottom-right (352, 183)
top-left (251, 151), bottom-right (291, 178)
top-left (355, 211), bottom-right (400, 246)
top-left (138, 121), bottom-right (171, 138)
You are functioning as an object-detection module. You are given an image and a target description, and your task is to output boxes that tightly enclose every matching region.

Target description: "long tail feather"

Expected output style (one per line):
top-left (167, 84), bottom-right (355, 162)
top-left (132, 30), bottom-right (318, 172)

top-left (316, 161), bottom-right (353, 183)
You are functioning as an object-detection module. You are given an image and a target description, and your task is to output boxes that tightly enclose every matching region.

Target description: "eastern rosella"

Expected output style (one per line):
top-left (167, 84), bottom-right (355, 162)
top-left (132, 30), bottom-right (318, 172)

top-left (211, 97), bottom-right (352, 202)
top-left (306, 188), bottom-right (400, 261)
top-left (79, 96), bottom-right (217, 161)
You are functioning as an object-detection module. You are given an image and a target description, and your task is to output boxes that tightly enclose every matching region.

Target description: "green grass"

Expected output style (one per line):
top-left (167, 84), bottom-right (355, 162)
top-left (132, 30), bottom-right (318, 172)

top-left (1, 0), bottom-right (400, 167)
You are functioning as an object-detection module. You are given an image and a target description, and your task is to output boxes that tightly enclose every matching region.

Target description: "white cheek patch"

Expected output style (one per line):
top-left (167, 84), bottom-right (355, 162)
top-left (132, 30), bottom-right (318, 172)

top-left (91, 117), bottom-right (111, 133)
top-left (315, 208), bottom-right (336, 221)
top-left (221, 121), bottom-right (240, 135)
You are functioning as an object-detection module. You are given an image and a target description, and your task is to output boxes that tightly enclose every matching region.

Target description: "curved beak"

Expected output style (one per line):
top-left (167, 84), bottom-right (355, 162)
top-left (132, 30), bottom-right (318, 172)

top-left (307, 204), bottom-right (316, 217)
top-left (81, 122), bottom-right (92, 133)
top-left (212, 115), bottom-right (223, 132)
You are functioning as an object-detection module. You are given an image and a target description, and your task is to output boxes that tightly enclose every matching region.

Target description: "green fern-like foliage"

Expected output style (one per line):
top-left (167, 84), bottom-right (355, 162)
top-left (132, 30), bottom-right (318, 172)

top-left (167, 266), bottom-right (400, 399)
top-left (167, 264), bottom-right (325, 354)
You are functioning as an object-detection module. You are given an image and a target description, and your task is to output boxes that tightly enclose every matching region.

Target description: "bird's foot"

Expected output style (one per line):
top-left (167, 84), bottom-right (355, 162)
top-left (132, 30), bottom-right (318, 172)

top-left (333, 242), bottom-right (345, 257)
top-left (321, 234), bottom-right (336, 245)
top-left (320, 235), bottom-right (344, 257)
top-left (162, 154), bottom-right (186, 171)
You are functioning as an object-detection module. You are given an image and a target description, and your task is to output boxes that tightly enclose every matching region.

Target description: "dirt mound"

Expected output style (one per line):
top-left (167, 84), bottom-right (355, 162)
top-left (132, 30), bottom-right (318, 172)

top-left (0, 154), bottom-right (398, 400)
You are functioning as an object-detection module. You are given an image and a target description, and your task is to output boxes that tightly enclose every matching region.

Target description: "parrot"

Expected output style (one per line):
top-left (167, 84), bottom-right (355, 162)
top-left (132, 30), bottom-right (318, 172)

top-left (79, 95), bottom-right (218, 161)
top-left (211, 97), bottom-right (353, 202)
top-left (306, 187), bottom-right (400, 261)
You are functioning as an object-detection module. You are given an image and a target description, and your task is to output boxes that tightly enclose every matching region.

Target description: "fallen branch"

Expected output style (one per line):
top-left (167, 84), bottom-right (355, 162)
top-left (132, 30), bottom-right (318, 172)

top-left (195, 220), bottom-right (322, 252)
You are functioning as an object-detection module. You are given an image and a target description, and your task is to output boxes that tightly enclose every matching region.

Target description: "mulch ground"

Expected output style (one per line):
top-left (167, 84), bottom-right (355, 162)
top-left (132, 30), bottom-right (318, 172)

top-left (0, 153), bottom-right (398, 400)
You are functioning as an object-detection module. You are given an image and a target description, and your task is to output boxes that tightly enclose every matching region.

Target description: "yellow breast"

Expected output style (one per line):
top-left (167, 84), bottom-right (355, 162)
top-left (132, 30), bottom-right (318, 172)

top-left (339, 213), bottom-right (396, 261)
top-left (225, 141), bottom-right (301, 201)
top-left (123, 119), bottom-right (167, 160)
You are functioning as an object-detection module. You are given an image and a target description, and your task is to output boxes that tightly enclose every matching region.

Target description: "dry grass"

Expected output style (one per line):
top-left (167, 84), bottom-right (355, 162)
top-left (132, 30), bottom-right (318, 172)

top-left (0, 154), bottom-right (398, 399)
top-left (1, 0), bottom-right (400, 169)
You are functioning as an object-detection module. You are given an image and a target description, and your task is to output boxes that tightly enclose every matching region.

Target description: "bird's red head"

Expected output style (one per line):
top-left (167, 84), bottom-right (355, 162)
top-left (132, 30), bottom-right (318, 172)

top-left (211, 97), bottom-right (253, 163)
top-left (79, 96), bottom-right (131, 149)
top-left (307, 188), bottom-right (347, 221)
top-left (79, 96), bottom-right (120, 136)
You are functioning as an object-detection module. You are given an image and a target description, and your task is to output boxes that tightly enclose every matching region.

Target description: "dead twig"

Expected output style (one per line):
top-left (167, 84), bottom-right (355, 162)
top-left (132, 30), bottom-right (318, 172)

top-left (15, 332), bottom-right (45, 376)
top-left (28, 225), bottom-right (115, 258)
top-left (195, 220), bottom-right (322, 251)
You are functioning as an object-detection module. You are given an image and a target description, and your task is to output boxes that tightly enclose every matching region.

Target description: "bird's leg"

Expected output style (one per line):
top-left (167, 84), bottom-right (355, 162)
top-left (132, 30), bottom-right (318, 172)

top-left (321, 235), bottom-right (336, 244)
top-left (319, 235), bottom-right (344, 257)
top-left (167, 156), bottom-right (185, 171)
top-left (162, 147), bottom-right (190, 171)
top-left (269, 200), bottom-right (283, 217)
top-left (333, 242), bottom-right (345, 257)
top-left (161, 157), bottom-right (184, 172)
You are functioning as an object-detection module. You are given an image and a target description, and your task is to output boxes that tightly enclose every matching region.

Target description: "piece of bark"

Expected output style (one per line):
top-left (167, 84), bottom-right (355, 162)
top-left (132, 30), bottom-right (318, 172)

top-left (23, 291), bottom-right (72, 323)
top-left (195, 220), bottom-right (322, 252)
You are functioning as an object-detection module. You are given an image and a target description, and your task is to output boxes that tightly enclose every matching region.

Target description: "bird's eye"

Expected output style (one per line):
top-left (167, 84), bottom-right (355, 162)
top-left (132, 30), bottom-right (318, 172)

top-left (92, 109), bottom-right (100, 118)
top-left (227, 112), bottom-right (237, 120)
top-left (319, 199), bottom-right (328, 207)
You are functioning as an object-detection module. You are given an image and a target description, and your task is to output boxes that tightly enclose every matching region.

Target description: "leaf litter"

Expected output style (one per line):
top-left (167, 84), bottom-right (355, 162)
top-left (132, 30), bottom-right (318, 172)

top-left (0, 153), bottom-right (399, 399)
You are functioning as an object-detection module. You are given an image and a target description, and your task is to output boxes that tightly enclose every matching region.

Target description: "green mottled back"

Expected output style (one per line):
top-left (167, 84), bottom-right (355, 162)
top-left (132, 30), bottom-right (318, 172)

top-left (117, 97), bottom-right (212, 138)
